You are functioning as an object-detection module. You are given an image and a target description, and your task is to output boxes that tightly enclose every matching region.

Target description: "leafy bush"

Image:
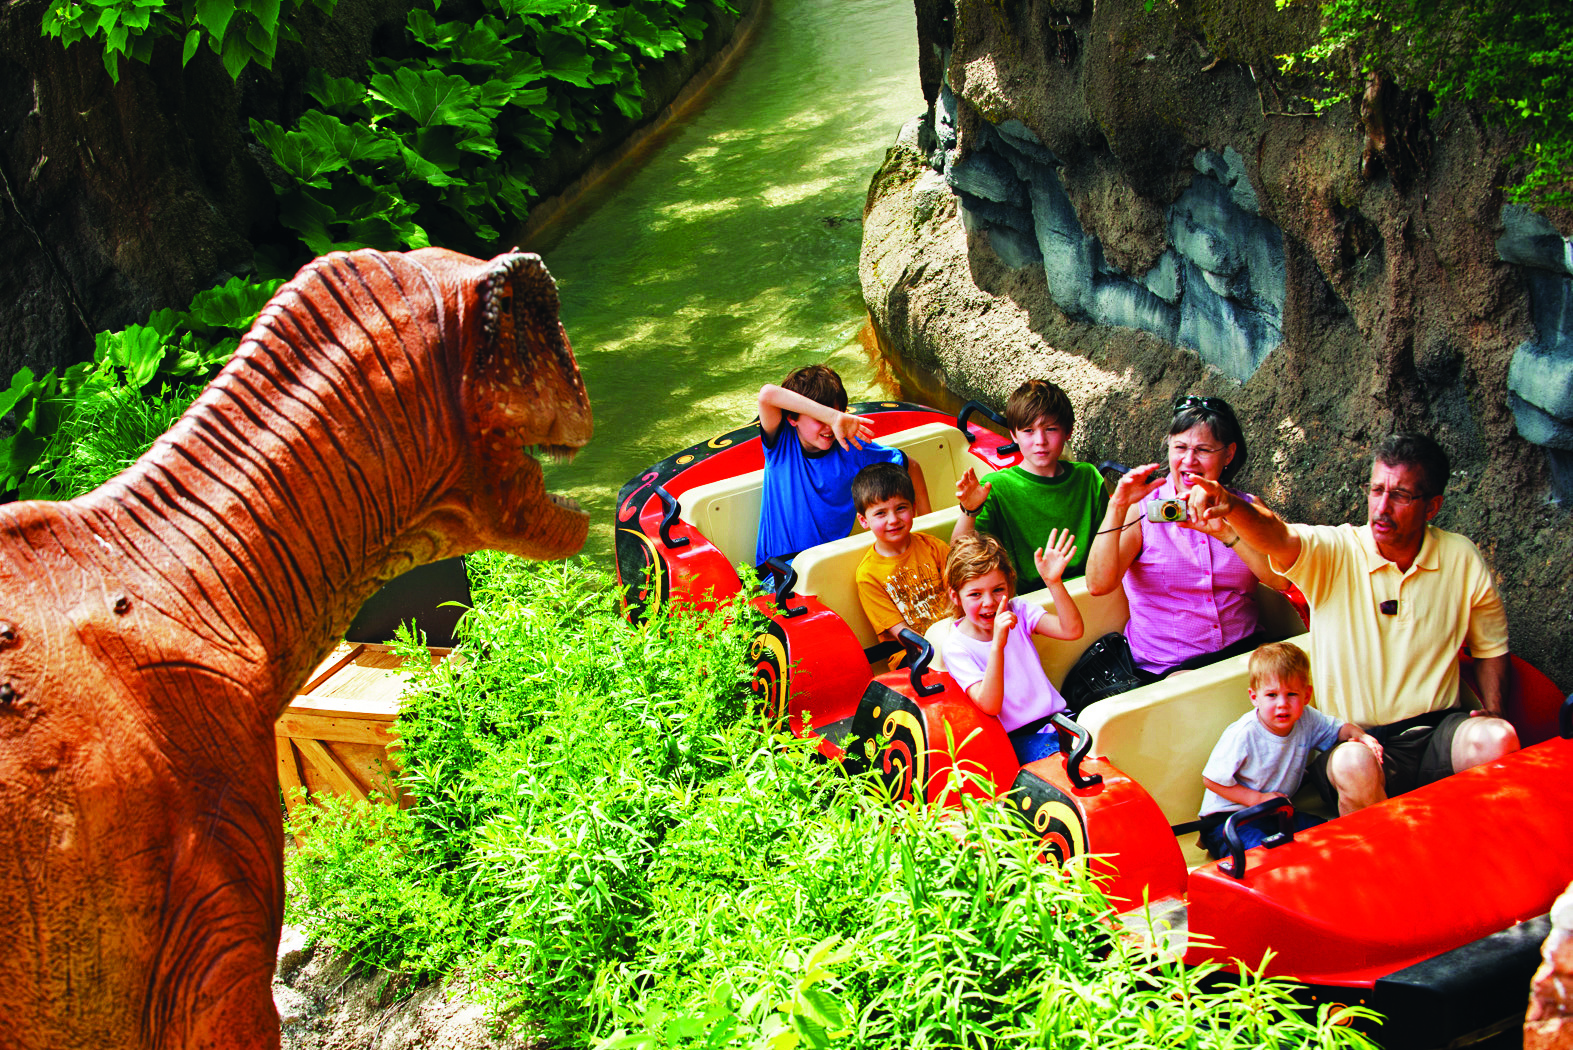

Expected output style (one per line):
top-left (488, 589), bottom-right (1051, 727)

top-left (42, 0), bottom-right (337, 82)
top-left (1277, 0), bottom-right (1573, 206)
top-left (287, 555), bottom-right (1379, 1050)
top-left (0, 275), bottom-right (282, 498)
top-left (250, 0), bottom-right (732, 255)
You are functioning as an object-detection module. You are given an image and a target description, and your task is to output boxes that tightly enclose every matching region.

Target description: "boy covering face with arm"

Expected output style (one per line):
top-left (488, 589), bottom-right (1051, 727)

top-left (754, 365), bottom-right (929, 568)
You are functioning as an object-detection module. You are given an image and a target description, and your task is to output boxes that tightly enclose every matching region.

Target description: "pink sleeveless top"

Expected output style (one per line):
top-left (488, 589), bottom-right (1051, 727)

top-left (1124, 480), bottom-right (1260, 674)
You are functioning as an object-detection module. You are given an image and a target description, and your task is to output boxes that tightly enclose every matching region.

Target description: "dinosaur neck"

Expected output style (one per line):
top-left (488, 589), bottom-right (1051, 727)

top-left (79, 252), bottom-right (471, 705)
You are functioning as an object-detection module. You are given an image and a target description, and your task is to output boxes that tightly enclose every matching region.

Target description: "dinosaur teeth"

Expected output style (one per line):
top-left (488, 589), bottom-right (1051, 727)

top-left (547, 492), bottom-right (582, 512)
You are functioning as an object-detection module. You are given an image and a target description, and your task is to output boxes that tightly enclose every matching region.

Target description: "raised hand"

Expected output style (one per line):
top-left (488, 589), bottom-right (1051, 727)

top-left (1032, 527), bottom-right (1078, 585)
top-left (955, 467), bottom-right (992, 513)
top-left (1112, 462), bottom-right (1166, 509)
top-left (992, 605), bottom-right (1017, 646)
top-left (832, 411), bottom-right (875, 451)
top-left (1184, 476), bottom-right (1236, 525)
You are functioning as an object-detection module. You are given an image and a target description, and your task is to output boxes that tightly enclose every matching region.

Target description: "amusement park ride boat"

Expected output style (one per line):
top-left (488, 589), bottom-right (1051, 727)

top-left (614, 400), bottom-right (1573, 1048)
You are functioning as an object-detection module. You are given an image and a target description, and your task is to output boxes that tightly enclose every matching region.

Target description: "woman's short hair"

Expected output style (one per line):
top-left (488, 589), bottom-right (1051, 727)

top-left (1247, 641), bottom-right (1313, 692)
top-left (944, 532), bottom-right (1016, 602)
top-left (1169, 395), bottom-right (1247, 485)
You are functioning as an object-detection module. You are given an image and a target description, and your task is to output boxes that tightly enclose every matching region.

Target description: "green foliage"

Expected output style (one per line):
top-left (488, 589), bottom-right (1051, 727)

top-left (42, 0), bottom-right (338, 82)
top-left (287, 555), bottom-right (1380, 1050)
top-left (1277, 0), bottom-right (1573, 206)
top-left (251, 0), bottom-right (729, 255)
top-left (0, 275), bottom-right (283, 498)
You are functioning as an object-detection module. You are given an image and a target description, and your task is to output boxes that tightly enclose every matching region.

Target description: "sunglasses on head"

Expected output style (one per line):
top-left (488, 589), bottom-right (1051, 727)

top-left (1174, 395), bottom-right (1230, 415)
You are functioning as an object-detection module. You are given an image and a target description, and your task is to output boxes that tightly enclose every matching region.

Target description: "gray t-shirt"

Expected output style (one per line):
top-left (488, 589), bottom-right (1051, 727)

top-left (1200, 707), bottom-right (1341, 817)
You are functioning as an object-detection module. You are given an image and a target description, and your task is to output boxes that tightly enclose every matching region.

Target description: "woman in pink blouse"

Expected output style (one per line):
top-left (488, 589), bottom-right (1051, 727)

top-left (1086, 396), bottom-right (1290, 680)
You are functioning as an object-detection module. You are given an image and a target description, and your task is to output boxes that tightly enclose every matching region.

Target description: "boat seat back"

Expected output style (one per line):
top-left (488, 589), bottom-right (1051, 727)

top-left (678, 422), bottom-right (994, 569)
top-left (921, 578), bottom-right (1130, 686)
top-left (925, 584), bottom-right (1308, 827)
top-left (792, 507), bottom-right (962, 649)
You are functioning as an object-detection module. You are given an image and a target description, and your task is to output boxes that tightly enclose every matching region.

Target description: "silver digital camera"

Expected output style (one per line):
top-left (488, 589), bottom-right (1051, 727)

top-left (1145, 497), bottom-right (1188, 523)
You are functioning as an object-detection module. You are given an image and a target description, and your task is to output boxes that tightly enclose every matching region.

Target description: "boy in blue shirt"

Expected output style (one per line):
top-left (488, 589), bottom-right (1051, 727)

top-left (755, 365), bottom-right (929, 567)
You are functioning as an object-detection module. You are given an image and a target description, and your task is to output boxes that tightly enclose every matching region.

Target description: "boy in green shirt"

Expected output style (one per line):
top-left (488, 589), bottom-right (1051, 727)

top-left (952, 379), bottom-right (1108, 590)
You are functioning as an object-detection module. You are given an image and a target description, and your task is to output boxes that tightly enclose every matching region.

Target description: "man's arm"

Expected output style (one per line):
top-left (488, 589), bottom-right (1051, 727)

top-left (1187, 477), bottom-right (1302, 572)
top-left (1471, 654), bottom-right (1509, 717)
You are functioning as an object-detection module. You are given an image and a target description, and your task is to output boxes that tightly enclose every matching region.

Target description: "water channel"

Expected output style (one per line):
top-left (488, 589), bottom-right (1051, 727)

top-left (534, 0), bottom-right (925, 559)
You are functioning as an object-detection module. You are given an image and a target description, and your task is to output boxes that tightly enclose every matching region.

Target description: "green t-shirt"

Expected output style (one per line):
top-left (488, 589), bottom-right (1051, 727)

top-left (973, 460), bottom-right (1108, 590)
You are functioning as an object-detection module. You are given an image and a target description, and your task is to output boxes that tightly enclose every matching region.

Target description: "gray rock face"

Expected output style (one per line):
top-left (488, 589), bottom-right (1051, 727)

top-left (944, 106), bottom-right (1284, 383)
top-left (862, 0), bottom-right (1573, 690)
top-left (1501, 207), bottom-right (1573, 494)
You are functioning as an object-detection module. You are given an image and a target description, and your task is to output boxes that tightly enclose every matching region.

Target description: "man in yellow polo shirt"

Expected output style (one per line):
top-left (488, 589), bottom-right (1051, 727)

top-left (1186, 433), bottom-right (1517, 815)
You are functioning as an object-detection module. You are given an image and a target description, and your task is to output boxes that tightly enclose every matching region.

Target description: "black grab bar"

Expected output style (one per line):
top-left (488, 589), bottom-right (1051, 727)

top-left (652, 484), bottom-right (690, 550)
top-left (1050, 712), bottom-right (1103, 789)
top-left (759, 557), bottom-right (808, 618)
top-left (956, 400), bottom-right (1019, 457)
top-left (896, 627), bottom-right (946, 697)
top-left (1218, 797), bottom-right (1297, 880)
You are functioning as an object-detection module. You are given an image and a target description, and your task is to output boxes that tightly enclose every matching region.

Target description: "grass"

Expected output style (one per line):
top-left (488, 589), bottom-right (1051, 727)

top-left (284, 552), bottom-right (1380, 1049)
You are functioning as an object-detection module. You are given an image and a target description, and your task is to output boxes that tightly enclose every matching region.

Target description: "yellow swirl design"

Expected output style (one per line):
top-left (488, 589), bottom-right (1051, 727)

top-left (882, 710), bottom-right (927, 800)
top-left (1032, 798), bottom-right (1086, 862)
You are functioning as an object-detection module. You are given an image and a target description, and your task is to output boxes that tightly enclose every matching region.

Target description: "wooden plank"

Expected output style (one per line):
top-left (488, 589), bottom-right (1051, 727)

top-left (299, 643), bottom-right (367, 695)
top-left (295, 738), bottom-right (369, 802)
top-left (276, 737), bottom-right (309, 844)
top-left (285, 693), bottom-right (404, 720)
top-left (276, 711), bottom-right (397, 747)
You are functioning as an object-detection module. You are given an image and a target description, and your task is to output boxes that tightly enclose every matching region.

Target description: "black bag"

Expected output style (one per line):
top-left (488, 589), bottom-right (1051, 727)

top-left (1060, 632), bottom-right (1143, 712)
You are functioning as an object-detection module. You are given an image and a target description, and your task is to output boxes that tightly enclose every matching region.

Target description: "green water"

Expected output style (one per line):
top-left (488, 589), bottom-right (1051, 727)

top-left (537, 0), bottom-right (925, 558)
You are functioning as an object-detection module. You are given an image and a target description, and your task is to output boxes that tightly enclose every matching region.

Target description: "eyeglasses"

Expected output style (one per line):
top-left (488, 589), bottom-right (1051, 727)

top-left (1170, 441), bottom-right (1226, 457)
top-left (1364, 483), bottom-right (1427, 507)
top-left (1174, 395), bottom-right (1230, 415)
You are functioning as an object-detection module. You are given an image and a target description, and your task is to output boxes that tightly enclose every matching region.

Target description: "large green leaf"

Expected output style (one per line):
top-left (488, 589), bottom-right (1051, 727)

top-left (306, 69), bottom-right (368, 116)
top-left (182, 275), bottom-right (286, 333)
top-left (368, 67), bottom-right (495, 131)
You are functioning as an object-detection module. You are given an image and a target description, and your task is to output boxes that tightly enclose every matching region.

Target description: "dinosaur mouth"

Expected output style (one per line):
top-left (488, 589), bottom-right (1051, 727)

top-left (547, 491), bottom-right (582, 513)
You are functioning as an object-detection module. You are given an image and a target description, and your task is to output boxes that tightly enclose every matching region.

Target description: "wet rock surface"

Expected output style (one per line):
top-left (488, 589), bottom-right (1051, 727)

top-left (862, 0), bottom-right (1573, 690)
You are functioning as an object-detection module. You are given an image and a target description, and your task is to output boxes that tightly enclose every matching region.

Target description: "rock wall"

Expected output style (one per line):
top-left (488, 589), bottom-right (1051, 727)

top-left (0, 0), bottom-right (755, 383)
top-left (863, 0), bottom-right (1573, 688)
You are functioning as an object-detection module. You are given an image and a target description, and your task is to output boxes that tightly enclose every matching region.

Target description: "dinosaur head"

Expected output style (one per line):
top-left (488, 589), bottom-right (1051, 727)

top-left (415, 248), bottom-right (593, 561)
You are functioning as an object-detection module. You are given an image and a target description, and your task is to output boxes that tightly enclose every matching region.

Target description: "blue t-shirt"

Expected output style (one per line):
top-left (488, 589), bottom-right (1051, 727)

top-left (755, 425), bottom-right (905, 566)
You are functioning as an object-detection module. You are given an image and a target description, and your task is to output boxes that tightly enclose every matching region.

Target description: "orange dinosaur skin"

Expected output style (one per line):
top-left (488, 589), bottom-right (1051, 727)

top-left (0, 248), bottom-right (592, 1049)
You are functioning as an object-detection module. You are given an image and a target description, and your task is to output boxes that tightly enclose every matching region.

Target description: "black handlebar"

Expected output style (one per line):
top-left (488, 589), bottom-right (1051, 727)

top-left (759, 557), bottom-right (808, 618)
top-left (653, 484), bottom-right (690, 550)
top-left (1218, 797), bottom-right (1296, 880)
top-left (895, 627), bottom-right (945, 697)
top-left (1560, 693), bottom-right (1573, 740)
top-left (1050, 712), bottom-right (1103, 789)
top-left (956, 400), bottom-right (1019, 457)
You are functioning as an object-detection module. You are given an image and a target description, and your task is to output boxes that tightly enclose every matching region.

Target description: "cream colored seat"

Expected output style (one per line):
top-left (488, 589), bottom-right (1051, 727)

top-left (925, 583), bottom-right (1309, 833)
top-left (679, 421), bottom-right (995, 572)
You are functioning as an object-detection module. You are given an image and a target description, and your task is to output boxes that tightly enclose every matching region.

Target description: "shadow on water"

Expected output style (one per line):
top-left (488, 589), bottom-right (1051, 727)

top-left (535, 0), bottom-right (925, 559)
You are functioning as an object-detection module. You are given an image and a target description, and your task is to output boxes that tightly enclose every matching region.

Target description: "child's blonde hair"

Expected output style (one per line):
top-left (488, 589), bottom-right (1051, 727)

top-left (944, 532), bottom-right (1016, 612)
top-left (1248, 641), bottom-right (1312, 692)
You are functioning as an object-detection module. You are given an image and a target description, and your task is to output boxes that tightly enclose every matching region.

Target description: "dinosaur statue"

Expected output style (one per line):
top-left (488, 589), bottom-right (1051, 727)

top-left (0, 248), bottom-right (592, 1049)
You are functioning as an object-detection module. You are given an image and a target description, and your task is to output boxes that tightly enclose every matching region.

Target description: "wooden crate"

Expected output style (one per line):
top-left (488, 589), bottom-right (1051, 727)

top-left (276, 642), bottom-right (451, 825)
